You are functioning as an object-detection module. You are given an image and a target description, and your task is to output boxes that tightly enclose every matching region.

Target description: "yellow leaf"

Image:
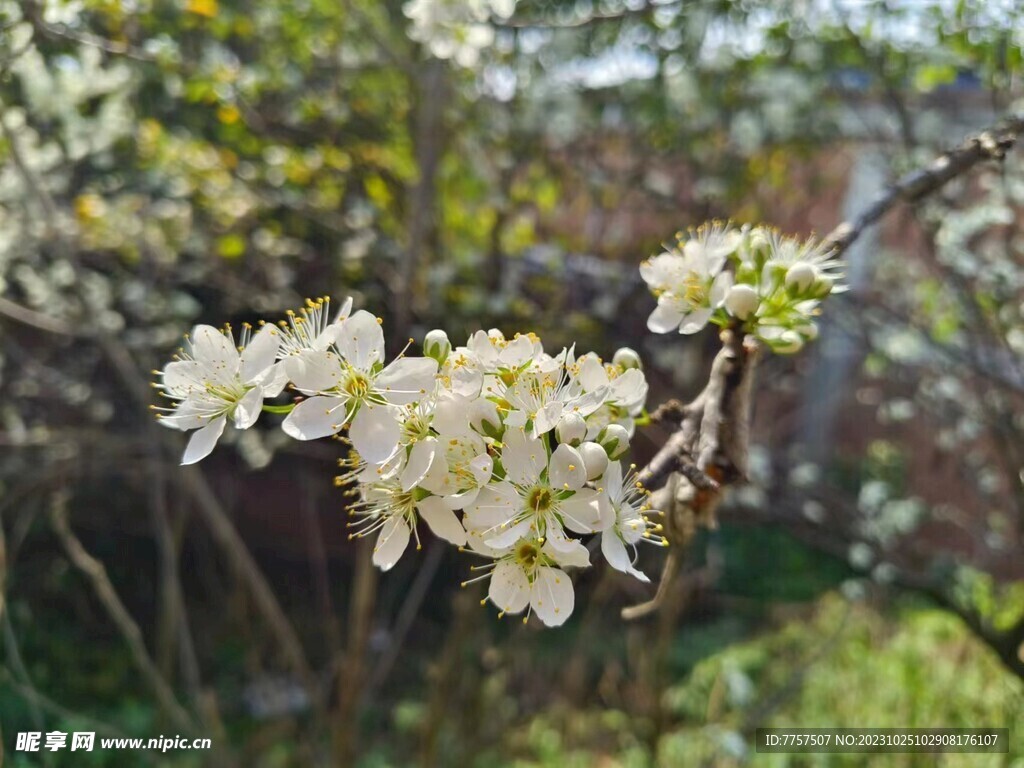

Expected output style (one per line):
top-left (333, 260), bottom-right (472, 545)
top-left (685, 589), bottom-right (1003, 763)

top-left (186, 0), bottom-right (218, 18)
top-left (74, 194), bottom-right (106, 221)
top-left (217, 234), bottom-right (246, 259)
top-left (217, 105), bottom-right (241, 125)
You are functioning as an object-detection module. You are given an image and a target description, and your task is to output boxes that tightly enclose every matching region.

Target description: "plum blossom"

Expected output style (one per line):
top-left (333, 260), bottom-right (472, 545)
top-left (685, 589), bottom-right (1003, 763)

top-left (349, 471), bottom-right (467, 571)
top-left (472, 535), bottom-right (585, 626)
top-left (281, 310), bottom-right (437, 462)
top-left (464, 429), bottom-right (609, 558)
top-left (157, 300), bottom-right (666, 628)
top-left (599, 461), bottom-right (665, 582)
top-left (155, 323), bottom-right (283, 465)
top-left (502, 363), bottom-right (608, 438)
top-left (642, 223), bottom-right (738, 334)
top-left (641, 223), bottom-right (845, 353)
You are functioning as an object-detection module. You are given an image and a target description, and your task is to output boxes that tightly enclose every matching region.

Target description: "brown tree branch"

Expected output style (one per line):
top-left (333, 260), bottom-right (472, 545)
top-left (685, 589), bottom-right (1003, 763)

top-left (821, 113), bottom-right (1024, 256)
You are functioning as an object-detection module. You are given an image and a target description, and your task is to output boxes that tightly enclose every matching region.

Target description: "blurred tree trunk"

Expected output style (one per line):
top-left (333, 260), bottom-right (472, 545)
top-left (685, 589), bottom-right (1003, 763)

top-left (394, 59), bottom-right (447, 346)
top-left (332, 541), bottom-right (378, 766)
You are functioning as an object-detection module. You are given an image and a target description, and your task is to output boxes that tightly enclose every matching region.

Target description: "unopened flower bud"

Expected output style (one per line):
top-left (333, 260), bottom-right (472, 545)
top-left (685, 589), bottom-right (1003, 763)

top-left (578, 441), bottom-right (609, 481)
top-left (724, 284), bottom-right (759, 320)
top-left (597, 423), bottom-right (629, 459)
top-left (612, 347), bottom-right (643, 371)
top-left (555, 413), bottom-right (587, 447)
top-left (423, 329), bottom-right (451, 365)
top-left (785, 262), bottom-right (816, 293)
top-left (469, 398), bottom-right (502, 438)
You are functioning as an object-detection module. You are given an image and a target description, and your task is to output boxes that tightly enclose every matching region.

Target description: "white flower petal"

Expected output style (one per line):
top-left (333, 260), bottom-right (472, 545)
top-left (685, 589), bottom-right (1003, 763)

top-left (543, 526), bottom-right (591, 567)
top-left (418, 452), bottom-right (451, 495)
top-left (577, 355), bottom-right (610, 391)
top-left (158, 398), bottom-right (211, 431)
top-left (602, 530), bottom-right (649, 582)
top-left (161, 361), bottom-right (206, 396)
top-left (239, 325), bottom-right (281, 383)
top-left (282, 396), bottom-right (346, 441)
top-left (190, 325), bottom-right (240, 374)
top-left (337, 310), bottom-right (385, 371)
top-left (484, 519), bottom-right (533, 550)
top-left (595, 489), bottom-right (615, 530)
top-left (532, 401), bottom-right (563, 436)
top-left (332, 296), bottom-right (354, 324)
top-left (578, 441), bottom-right (609, 481)
top-left (401, 437), bottom-right (438, 491)
top-left (464, 481), bottom-right (518, 530)
top-left (609, 369), bottom-right (648, 411)
top-left (180, 416), bottom-right (227, 465)
top-left (647, 303), bottom-right (685, 333)
top-left (256, 361), bottom-right (290, 398)
top-left (349, 402), bottom-right (401, 464)
top-left (501, 428), bottom-right (545, 487)
top-left (447, 363), bottom-right (484, 399)
top-left (469, 453), bottom-right (493, 485)
top-left (678, 307), bottom-right (714, 335)
top-left (432, 393), bottom-right (472, 435)
top-left (376, 357), bottom-right (438, 405)
top-left (365, 450), bottom-right (405, 483)
top-left (488, 560), bottom-right (530, 614)
top-left (373, 515), bottom-right (411, 571)
top-left (559, 489), bottom-right (605, 533)
top-left (709, 270), bottom-right (733, 307)
top-left (531, 567), bottom-right (574, 626)
top-left (602, 460), bottom-right (624, 499)
top-left (232, 387), bottom-right (264, 429)
top-left (465, 527), bottom-right (505, 558)
top-left (504, 409), bottom-right (528, 429)
top-left (284, 351), bottom-right (343, 393)
top-left (417, 495), bottom-right (467, 546)
top-left (549, 443), bottom-right (586, 491)
top-left (444, 486), bottom-right (480, 510)
top-left (498, 335), bottom-right (534, 367)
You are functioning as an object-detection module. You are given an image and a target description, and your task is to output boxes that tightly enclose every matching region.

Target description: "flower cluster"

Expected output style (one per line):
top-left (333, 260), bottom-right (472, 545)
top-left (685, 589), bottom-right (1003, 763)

top-left (641, 222), bottom-right (846, 353)
top-left (154, 298), bottom-right (665, 626)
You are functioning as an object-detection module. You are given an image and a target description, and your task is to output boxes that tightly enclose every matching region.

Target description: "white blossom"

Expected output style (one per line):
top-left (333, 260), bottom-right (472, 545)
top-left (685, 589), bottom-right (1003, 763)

top-left (155, 323), bottom-right (282, 465)
top-left (281, 310), bottom-right (438, 462)
top-left (156, 306), bottom-right (658, 629)
top-left (464, 429), bottom-right (610, 556)
top-left (349, 471), bottom-right (467, 571)
top-left (599, 461), bottom-right (665, 582)
top-left (642, 224), bottom-right (736, 335)
top-left (469, 534), bottom-right (583, 626)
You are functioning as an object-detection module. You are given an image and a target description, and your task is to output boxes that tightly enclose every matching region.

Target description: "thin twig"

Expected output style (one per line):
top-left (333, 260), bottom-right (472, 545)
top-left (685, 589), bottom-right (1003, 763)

top-left (0, 670), bottom-right (142, 745)
top-left (367, 540), bottom-right (445, 693)
top-left (48, 492), bottom-right (197, 734)
top-left (2, 614), bottom-right (54, 768)
top-left (21, 1), bottom-right (157, 62)
top-left (821, 113), bottom-right (1024, 257)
